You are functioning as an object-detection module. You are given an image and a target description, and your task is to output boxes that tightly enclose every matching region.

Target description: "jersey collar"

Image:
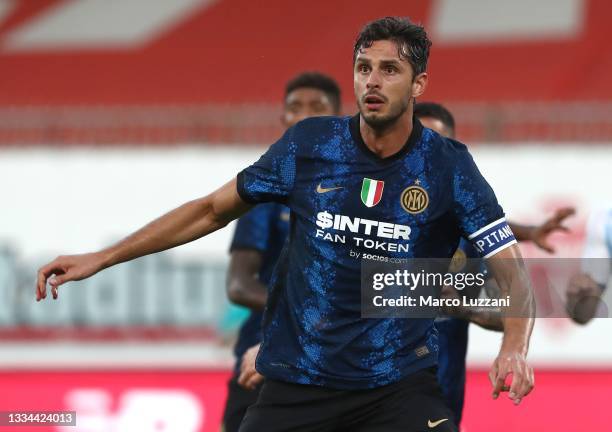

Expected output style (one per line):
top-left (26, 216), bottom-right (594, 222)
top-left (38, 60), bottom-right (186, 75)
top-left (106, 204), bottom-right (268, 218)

top-left (349, 113), bottom-right (423, 164)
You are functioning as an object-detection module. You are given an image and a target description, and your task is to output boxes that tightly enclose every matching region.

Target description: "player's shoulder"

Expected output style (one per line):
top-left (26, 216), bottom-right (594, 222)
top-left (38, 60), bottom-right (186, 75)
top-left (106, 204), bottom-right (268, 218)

top-left (421, 127), bottom-right (473, 167)
top-left (295, 114), bottom-right (349, 128)
top-left (422, 127), bottom-right (469, 155)
top-left (286, 116), bottom-right (351, 154)
top-left (291, 115), bottom-right (350, 137)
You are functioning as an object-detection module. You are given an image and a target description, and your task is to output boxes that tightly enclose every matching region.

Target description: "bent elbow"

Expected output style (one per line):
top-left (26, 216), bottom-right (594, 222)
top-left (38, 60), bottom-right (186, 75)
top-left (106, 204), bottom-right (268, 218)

top-left (226, 279), bottom-right (247, 305)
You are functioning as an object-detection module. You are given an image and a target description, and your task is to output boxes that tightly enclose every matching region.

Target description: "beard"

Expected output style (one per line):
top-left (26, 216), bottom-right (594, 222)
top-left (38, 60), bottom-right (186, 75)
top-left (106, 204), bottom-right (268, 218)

top-left (358, 96), bottom-right (411, 131)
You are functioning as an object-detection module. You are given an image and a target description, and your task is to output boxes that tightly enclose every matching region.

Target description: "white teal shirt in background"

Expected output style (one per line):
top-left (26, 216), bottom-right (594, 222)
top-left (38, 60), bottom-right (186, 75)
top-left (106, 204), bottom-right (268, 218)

top-left (582, 206), bottom-right (612, 287)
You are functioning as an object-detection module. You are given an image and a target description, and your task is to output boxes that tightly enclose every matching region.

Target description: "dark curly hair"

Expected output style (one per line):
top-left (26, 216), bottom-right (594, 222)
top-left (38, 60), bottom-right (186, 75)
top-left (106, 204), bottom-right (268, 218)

top-left (353, 17), bottom-right (432, 75)
top-left (414, 102), bottom-right (456, 133)
top-left (285, 72), bottom-right (341, 114)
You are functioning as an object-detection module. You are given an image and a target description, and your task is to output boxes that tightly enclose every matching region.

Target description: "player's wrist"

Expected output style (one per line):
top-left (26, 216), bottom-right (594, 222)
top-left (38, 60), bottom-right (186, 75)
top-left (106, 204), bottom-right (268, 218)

top-left (500, 326), bottom-right (531, 356)
top-left (524, 225), bottom-right (538, 242)
top-left (499, 339), bottom-right (529, 357)
top-left (96, 249), bottom-right (116, 270)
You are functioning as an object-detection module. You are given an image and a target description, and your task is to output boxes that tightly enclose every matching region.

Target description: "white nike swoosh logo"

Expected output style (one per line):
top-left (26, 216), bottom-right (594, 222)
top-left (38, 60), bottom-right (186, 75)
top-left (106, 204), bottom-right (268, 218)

top-left (316, 183), bottom-right (343, 194)
top-left (428, 418), bottom-right (449, 428)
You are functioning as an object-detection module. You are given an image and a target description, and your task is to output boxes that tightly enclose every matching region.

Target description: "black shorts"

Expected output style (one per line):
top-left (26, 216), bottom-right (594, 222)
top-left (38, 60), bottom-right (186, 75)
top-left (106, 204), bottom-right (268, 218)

top-left (222, 375), bottom-right (264, 432)
top-left (239, 367), bottom-right (457, 432)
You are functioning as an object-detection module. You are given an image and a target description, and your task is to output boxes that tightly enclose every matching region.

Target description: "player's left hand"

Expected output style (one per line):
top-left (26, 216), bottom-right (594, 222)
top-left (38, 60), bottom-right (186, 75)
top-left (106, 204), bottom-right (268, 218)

top-left (531, 207), bottom-right (575, 253)
top-left (238, 343), bottom-right (264, 390)
top-left (489, 350), bottom-right (534, 405)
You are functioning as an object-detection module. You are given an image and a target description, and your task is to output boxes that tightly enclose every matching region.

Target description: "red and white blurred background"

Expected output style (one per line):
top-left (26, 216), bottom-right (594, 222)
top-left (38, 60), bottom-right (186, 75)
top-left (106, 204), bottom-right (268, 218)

top-left (0, 1), bottom-right (610, 431)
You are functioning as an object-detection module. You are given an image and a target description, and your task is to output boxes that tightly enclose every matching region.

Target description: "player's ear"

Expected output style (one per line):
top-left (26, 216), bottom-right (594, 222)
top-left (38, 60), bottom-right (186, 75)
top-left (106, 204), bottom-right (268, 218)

top-left (411, 72), bottom-right (428, 99)
top-left (280, 113), bottom-right (289, 128)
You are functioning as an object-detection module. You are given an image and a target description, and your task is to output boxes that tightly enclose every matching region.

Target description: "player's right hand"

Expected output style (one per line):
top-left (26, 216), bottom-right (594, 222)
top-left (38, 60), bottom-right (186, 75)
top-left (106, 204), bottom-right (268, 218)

top-left (238, 343), bottom-right (264, 390)
top-left (489, 350), bottom-right (534, 405)
top-left (531, 206), bottom-right (575, 253)
top-left (566, 273), bottom-right (603, 323)
top-left (567, 273), bottom-right (601, 299)
top-left (36, 252), bottom-right (105, 301)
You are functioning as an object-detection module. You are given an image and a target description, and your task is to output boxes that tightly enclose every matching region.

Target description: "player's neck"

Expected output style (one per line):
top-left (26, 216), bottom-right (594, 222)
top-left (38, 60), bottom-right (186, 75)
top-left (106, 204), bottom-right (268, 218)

top-left (359, 110), bottom-right (413, 158)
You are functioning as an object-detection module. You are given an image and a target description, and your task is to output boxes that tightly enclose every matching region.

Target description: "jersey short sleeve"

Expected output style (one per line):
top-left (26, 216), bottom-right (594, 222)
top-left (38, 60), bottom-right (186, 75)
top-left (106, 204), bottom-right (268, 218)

top-left (451, 146), bottom-right (517, 258)
top-left (230, 204), bottom-right (277, 252)
top-left (237, 126), bottom-right (298, 205)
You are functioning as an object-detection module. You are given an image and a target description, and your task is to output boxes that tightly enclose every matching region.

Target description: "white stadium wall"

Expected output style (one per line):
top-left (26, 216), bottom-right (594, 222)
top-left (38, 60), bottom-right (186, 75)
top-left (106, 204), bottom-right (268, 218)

top-left (1, 144), bottom-right (611, 367)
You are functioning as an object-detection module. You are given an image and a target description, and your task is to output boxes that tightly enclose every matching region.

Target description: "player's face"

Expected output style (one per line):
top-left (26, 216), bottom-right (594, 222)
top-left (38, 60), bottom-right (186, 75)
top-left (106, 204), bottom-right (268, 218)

top-left (354, 40), bottom-right (427, 129)
top-left (282, 88), bottom-right (336, 128)
top-left (418, 116), bottom-right (455, 139)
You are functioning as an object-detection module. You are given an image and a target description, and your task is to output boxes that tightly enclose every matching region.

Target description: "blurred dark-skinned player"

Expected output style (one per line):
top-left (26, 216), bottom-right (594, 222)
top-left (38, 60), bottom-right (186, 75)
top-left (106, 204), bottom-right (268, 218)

top-left (222, 72), bottom-right (342, 432)
top-left (416, 102), bottom-right (574, 425)
top-left (566, 206), bottom-right (611, 324)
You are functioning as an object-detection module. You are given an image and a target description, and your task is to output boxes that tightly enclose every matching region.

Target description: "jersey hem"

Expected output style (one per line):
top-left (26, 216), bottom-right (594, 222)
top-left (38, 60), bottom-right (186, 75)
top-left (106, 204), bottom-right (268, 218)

top-left (256, 354), bottom-right (437, 390)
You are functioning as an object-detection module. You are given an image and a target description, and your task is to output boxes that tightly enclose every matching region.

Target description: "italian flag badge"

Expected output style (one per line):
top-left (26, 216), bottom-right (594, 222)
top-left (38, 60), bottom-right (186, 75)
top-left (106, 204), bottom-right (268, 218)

top-left (360, 178), bottom-right (384, 207)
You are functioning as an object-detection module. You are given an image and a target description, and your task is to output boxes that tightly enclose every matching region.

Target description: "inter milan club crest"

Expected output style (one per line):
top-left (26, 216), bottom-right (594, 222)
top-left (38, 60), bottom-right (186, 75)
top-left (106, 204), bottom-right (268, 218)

top-left (361, 178), bottom-right (384, 207)
top-left (400, 180), bottom-right (429, 214)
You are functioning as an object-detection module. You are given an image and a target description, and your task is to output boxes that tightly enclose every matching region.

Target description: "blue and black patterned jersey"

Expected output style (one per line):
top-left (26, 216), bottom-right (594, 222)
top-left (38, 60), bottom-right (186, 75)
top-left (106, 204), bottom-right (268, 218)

top-left (229, 203), bottom-right (290, 372)
top-left (237, 114), bottom-right (516, 389)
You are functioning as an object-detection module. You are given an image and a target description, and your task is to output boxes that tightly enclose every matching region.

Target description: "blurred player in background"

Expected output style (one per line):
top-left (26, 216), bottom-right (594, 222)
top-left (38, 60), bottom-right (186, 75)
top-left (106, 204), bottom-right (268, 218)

top-left (566, 206), bottom-right (611, 324)
top-left (415, 102), bottom-right (574, 426)
top-left (37, 17), bottom-right (537, 432)
top-left (222, 72), bottom-right (341, 432)
top-left (415, 103), bottom-right (575, 253)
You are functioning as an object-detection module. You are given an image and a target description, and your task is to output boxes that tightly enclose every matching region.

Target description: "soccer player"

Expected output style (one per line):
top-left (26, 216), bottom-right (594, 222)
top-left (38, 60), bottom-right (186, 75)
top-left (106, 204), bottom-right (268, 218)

top-left (237, 102), bottom-right (575, 424)
top-left (415, 102), bottom-right (574, 426)
top-left (566, 206), bottom-right (611, 324)
top-left (222, 72), bottom-right (341, 432)
top-left (37, 17), bottom-right (535, 431)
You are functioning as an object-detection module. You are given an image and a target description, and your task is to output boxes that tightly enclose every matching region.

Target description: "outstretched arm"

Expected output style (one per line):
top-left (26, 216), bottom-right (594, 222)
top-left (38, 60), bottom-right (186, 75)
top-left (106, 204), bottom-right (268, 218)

top-left (37, 178), bottom-right (251, 300)
top-left (486, 244), bottom-right (535, 405)
top-left (466, 306), bottom-right (504, 331)
top-left (509, 207), bottom-right (575, 253)
top-left (446, 206), bottom-right (575, 327)
top-left (441, 284), bottom-right (504, 331)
